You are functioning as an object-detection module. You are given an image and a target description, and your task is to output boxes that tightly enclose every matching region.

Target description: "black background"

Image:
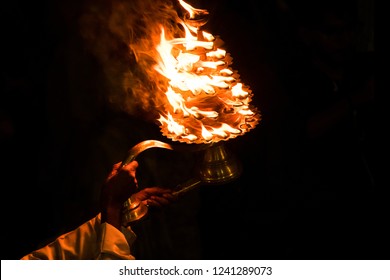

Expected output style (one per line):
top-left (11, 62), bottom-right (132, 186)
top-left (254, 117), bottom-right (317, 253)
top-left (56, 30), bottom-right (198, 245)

top-left (1, 0), bottom-right (381, 260)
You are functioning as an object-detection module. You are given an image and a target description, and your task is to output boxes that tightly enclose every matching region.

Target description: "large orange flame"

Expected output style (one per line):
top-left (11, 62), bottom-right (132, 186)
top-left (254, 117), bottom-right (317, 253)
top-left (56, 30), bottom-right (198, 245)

top-left (134, 0), bottom-right (261, 144)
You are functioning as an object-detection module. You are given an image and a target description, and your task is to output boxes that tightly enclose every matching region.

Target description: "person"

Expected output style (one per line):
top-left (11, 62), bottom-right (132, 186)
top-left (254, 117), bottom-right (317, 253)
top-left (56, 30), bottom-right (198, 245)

top-left (21, 160), bottom-right (177, 260)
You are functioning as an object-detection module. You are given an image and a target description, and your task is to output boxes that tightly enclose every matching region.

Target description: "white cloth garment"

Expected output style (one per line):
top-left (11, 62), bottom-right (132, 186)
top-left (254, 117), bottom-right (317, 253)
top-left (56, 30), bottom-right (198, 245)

top-left (21, 214), bottom-right (137, 260)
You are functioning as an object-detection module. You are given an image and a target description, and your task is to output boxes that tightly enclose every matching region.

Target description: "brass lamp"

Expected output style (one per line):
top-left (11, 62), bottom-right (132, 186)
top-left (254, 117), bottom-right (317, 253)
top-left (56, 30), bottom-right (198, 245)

top-left (121, 139), bottom-right (242, 226)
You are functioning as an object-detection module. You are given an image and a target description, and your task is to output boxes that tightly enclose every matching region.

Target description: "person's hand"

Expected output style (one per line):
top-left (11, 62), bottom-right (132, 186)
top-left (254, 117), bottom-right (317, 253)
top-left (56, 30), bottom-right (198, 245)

top-left (132, 187), bottom-right (178, 208)
top-left (101, 161), bottom-right (140, 229)
top-left (102, 161), bottom-right (139, 205)
top-left (100, 161), bottom-right (178, 229)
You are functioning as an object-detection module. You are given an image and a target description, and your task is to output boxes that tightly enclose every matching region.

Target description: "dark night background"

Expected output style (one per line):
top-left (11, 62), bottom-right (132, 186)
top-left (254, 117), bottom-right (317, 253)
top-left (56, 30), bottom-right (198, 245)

top-left (1, 0), bottom-right (382, 260)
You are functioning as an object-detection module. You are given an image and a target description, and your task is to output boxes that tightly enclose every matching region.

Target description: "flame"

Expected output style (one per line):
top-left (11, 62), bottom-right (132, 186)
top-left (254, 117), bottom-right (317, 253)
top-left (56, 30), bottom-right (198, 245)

top-left (178, 0), bottom-right (209, 19)
top-left (132, 0), bottom-right (261, 144)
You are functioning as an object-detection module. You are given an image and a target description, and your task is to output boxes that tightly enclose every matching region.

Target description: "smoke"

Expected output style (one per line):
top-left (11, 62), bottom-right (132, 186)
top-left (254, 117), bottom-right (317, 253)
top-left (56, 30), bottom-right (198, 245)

top-left (79, 0), bottom-right (184, 120)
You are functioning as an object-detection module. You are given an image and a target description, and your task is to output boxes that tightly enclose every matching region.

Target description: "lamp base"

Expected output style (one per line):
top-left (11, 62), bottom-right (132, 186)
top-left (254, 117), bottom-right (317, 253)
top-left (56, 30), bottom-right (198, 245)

top-left (120, 140), bottom-right (242, 226)
top-left (122, 196), bottom-right (148, 226)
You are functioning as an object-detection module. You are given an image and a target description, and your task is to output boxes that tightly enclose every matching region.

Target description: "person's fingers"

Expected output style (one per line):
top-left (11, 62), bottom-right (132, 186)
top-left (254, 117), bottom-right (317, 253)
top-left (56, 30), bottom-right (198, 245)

top-left (132, 186), bottom-right (179, 208)
top-left (161, 192), bottom-right (178, 202)
top-left (121, 160), bottom-right (138, 175)
top-left (118, 161), bottom-right (138, 184)
top-left (113, 162), bottom-right (122, 170)
top-left (107, 162), bottom-right (122, 179)
top-left (134, 188), bottom-right (155, 199)
top-left (143, 186), bottom-right (173, 196)
top-left (144, 196), bottom-right (171, 208)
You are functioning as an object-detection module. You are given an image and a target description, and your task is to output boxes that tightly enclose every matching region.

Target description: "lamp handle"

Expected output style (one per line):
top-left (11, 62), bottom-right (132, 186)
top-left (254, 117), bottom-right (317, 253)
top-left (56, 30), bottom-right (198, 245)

top-left (121, 139), bottom-right (204, 226)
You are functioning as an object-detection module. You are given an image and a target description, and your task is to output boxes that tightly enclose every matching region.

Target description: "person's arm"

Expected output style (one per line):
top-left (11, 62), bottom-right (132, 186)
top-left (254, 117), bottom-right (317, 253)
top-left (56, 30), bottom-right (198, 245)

top-left (100, 161), bottom-right (139, 230)
top-left (21, 213), bottom-right (137, 260)
top-left (21, 161), bottom-right (140, 260)
top-left (21, 160), bottom-right (176, 260)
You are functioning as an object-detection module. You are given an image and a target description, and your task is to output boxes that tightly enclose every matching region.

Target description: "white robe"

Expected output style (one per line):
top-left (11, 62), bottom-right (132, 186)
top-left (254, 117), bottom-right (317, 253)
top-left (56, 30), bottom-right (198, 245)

top-left (21, 214), bottom-right (137, 260)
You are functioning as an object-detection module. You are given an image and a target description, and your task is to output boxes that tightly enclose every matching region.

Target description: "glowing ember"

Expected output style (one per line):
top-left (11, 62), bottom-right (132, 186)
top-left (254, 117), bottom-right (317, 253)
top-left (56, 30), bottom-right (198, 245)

top-left (146, 0), bottom-right (260, 144)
